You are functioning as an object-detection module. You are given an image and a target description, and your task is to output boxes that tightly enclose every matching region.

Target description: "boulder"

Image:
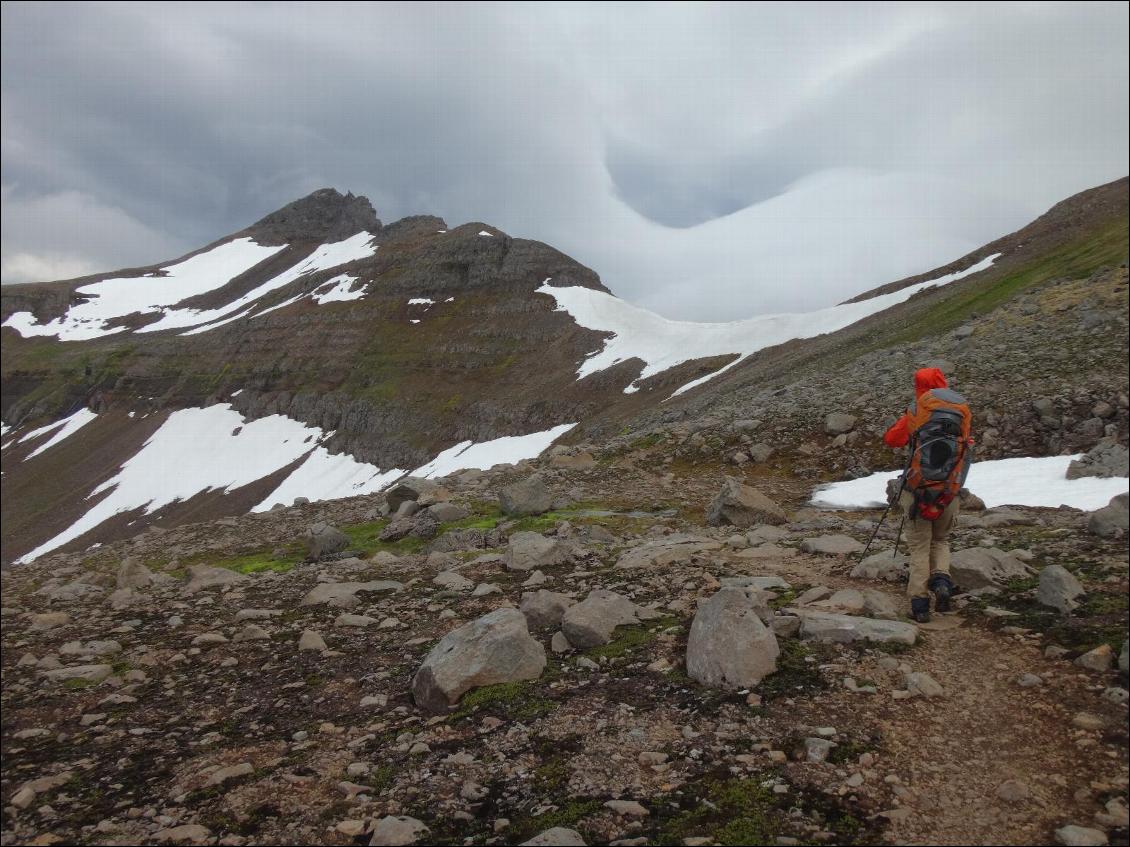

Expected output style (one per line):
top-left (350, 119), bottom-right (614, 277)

top-left (520, 590), bottom-right (576, 630)
top-left (370, 815), bottom-right (431, 846)
top-left (304, 522), bottom-right (350, 559)
top-left (41, 664), bottom-right (114, 684)
top-left (1054, 825), bottom-right (1109, 846)
top-left (615, 534), bottom-right (722, 569)
top-left (949, 547), bottom-right (1031, 590)
top-left (801, 534), bottom-right (864, 556)
top-left (506, 532), bottom-right (573, 572)
top-left (561, 589), bottom-right (658, 649)
top-left (1037, 565), bottom-right (1085, 614)
top-left (1074, 644), bottom-right (1114, 672)
top-left (427, 502), bottom-right (470, 522)
top-left (851, 551), bottom-right (909, 582)
top-left (1088, 492), bottom-right (1129, 538)
top-left (411, 608), bottom-right (546, 714)
top-left (299, 580), bottom-right (403, 608)
top-left (117, 558), bottom-right (157, 589)
top-left (824, 413), bottom-right (857, 435)
top-left (795, 610), bottom-right (917, 645)
top-left (385, 478), bottom-right (441, 511)
top-left (433, 570), bottom-right (474, 591)
top-left (521, 829), bottom-right (587, 846)
top-left (706, 477), bottom-right (787, 528)
top-left (298, 630), bottom-right (327, 651)
top-left (1066, 440), bottom-right (1129, 479)
top-left (499, 475), bottom-right (553, 516)
top-left (183, 565), bottom-right (247, 595)
top-left (686, 587), bottom-right (780, 689)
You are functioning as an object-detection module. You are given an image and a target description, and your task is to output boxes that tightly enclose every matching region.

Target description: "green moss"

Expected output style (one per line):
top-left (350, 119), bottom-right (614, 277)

top-left (215, 551), bottom-right (300, 575)
top-left (586, 616), bottom-right (682, 660)
top-left (63, 678), bottom-right (95, 690)
top-left (368, 763), bottom-right (397, 795)
top-left (451, 681), bottom-right (557, 723)
top-left (757, 640), bottom-right (827, 700)
top-left (656, 777), bottom-right (778, 846)
top-left (512, 800), bottom-right (602, 843)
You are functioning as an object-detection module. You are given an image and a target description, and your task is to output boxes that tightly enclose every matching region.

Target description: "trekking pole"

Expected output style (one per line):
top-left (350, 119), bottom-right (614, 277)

top-left (892, 512), bottom-right (907, 557)
top-left (857, 500), bottom-right (892, 562)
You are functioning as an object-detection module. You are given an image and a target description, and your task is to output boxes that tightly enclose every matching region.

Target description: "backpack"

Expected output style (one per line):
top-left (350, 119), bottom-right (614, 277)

top-left (903, 388), bottom-right (974, 520)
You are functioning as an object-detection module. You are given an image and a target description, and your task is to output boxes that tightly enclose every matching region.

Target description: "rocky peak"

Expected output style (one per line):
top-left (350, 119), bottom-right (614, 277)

top-left (242, 188), bottom-right (382, 245)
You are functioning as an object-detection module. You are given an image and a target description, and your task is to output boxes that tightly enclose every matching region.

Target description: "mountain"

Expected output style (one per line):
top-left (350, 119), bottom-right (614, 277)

top-left (2, 179), bottom-right (1128, 566)
top-left (0, 179), bottom-right (1127, 847)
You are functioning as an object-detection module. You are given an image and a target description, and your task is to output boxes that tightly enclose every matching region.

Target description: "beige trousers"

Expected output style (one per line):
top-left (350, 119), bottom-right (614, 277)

top-left (898, 490), bottom-right (960, 599)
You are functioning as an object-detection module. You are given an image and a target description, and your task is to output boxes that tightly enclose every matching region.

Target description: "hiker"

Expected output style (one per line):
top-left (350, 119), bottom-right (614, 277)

top-left (883, 367), bottom-right (974, 623)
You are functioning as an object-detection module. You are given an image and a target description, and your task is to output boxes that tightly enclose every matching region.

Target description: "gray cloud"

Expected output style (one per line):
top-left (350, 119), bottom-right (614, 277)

top-left (2, 1), bottom-right (1126, 319)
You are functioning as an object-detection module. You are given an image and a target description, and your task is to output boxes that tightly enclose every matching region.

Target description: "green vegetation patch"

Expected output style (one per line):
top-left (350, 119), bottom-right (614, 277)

top-left (450, 681), bottom-right (558, 723)
top-left (757, 640), bottom-right (828, 701)
top-left (585, 616), bottom-right (683, 661)
top-left (654, 777), bottom-right (778, 846)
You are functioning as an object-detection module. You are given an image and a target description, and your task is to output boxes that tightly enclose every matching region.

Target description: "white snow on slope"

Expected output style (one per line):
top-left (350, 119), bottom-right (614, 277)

top-left (17, 406), bottom-right (576, 563)
top-left (253, 446), bottom-right (404, 512)
top-left (311, 275), bottom-right (366, 305)
top-left (143, 232), bottom-right (377, 334)
top-left (23, 408), bottom-right (99, 460)
top-left (811, 455), bottom-right (1129, 512)
top-left (2, 239), bottom-right (286, 342)
top-left (538, 254), bottom-right (1000, 396)
top-left (411, 424), bottom-right (577, 479)
top-left (408, 298), bottom-right (435, 305)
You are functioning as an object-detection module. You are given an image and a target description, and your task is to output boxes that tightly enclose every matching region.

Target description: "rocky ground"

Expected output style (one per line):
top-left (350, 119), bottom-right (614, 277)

top-left (2, 453), bottom-right (1127, 847)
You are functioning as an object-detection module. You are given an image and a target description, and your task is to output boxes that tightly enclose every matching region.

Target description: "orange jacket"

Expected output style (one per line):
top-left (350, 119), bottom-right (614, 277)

top-left (883, 367), bottom-right (949, 448)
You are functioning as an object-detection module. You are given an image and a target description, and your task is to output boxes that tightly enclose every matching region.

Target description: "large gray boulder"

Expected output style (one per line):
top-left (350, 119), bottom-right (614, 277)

top-left (1066, 440), bottom-right (1130, 480)
top-left (795, 610), bottom-right (918, 645)
top-left (1037, 565), bottom-right (1085, 614)
top-left (370, 815), bottom-right (430, 846)
top-left (506, 531), bottom-right (573, 572)
top-left (824, 413), bottom-right (857, 435)
top-left (851, 551), bottom-right (909, 582)
top-left (299, 580), bottom-right (403, 608)
top-left (801, 534), bottom-right (864, 556)
top-left (520, 590), bottom-right (576, 630)
top-left (521, 829), bottom-right (587, 846)
top-left (706, 477), bottom-right (787, 528)
top-left (304, 522), bottom-right (350, 559)
top-left (411, 608), bottom-right (546, 714)
top-left (116, 558), bottom-right (157, 589)
top-left (182, 565), bottom-right (247, 595)
top-left (949, 547), bottom-right (1031, 590)
top-left (615, 534), bottom-right (722, 570)
top-left (561, 589), bottom-right (658, 649)
top-left (499, 475), bottom-right (553, 516)
top-left (686, 587), bottom-right (780, 689)
top-left (1088, 492), bottom-right (1129, 538)
top-left (386, 477), bottom-right (444, 511)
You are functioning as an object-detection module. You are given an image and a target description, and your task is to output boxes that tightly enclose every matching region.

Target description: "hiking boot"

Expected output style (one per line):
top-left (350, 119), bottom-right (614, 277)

top-left (910, 597), bottom-right (931, 624)
top-left (929, 573), bottom-right (955, 614)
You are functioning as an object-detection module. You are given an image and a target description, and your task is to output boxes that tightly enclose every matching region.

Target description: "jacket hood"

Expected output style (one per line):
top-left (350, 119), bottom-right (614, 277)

top-left (914, 367), bottom-right (948, 395)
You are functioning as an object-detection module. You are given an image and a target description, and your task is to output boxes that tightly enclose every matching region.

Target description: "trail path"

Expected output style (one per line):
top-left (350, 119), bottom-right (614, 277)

top-left (767, 545), bottom-right (1128, 846)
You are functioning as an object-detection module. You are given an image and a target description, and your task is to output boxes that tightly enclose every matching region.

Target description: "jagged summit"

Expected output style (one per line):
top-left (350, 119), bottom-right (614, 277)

top-left (241, 187), bottom-right (383, 245)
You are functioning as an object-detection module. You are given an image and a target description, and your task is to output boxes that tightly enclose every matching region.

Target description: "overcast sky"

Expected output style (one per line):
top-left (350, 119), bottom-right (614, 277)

top-left (2, 2), bottom-right (1127, 320)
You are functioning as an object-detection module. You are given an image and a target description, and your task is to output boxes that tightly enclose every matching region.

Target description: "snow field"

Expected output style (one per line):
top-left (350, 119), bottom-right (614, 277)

top-left (811, 454), bottom-right (1129, 511)
top-left (538, 254), bottom-right (1000, 397)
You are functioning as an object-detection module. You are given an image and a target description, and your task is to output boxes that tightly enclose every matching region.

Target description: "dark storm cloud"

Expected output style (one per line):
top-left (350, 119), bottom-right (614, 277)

top-left (2, 1), bottom-right (1127, 319)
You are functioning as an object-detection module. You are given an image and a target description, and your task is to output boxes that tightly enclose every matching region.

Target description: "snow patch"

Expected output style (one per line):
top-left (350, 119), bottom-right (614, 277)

top-left (254, 447), bottom-right (405, 512)
top-left (412, 424), bottom-right (576, 479)
top-left (23, 408), bottom-right (99, 460)
top-left (478, 230), bottom-right (493, 237)
top-left (143, 232), bottom-right (377, 334)
top-left (811, 455), bottom-right (1129, 512)
top-left (311, 274), bottom-right (366, 305)
top-left (408, 298), bottom-right (435, 305)
top-left (2, 239), bottom-right (286, 342)
top-left (538, 254), bottom-right (1000, 396)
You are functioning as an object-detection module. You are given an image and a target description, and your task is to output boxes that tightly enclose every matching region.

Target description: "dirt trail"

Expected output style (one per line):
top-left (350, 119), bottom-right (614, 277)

top-left (780, 548), bottom-right (1128, 847)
